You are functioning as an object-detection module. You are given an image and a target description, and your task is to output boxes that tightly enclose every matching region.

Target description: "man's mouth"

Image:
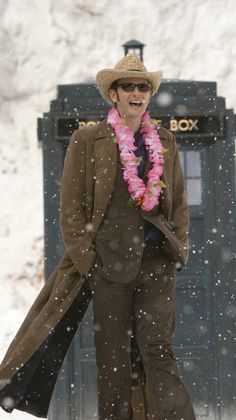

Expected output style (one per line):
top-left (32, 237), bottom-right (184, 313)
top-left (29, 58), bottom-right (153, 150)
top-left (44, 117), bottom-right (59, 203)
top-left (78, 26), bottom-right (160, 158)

top-left (129, 100), bottom-right (144, 108)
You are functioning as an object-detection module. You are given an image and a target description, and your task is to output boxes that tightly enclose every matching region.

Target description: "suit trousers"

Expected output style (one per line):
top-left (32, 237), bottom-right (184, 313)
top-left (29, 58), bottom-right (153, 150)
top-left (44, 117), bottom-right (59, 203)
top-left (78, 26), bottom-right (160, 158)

top-left (87, 241), bottom-right (196, 420)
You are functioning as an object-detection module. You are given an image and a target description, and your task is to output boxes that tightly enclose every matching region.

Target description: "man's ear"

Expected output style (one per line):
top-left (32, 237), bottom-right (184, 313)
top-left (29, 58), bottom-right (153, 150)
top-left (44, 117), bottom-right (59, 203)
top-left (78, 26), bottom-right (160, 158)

top-left (109, 88), bottom-right (118, 104)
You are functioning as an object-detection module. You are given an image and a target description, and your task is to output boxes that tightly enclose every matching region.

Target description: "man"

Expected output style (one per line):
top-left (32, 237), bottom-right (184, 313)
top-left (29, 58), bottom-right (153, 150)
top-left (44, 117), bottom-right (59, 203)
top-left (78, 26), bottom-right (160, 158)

top-left (0, 55), bottom-right (196, 420)
top-left (64, 55), bottom-right (195, 419)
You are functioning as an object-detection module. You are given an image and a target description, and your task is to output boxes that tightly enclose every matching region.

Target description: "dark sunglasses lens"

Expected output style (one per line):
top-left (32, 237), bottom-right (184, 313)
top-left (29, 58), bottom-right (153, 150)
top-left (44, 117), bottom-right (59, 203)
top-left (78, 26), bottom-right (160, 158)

top-left (120, 83), bottom-right (136, 91)
top-left (138, 83), bottom-right (151, 92)
top-left (118, 83), bottom-right (151, 92)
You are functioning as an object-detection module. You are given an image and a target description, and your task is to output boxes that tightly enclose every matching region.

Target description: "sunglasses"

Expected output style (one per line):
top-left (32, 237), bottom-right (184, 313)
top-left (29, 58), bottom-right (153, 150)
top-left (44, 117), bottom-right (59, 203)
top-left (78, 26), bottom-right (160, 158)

top-left (115, 82), bottom-right (152, 92)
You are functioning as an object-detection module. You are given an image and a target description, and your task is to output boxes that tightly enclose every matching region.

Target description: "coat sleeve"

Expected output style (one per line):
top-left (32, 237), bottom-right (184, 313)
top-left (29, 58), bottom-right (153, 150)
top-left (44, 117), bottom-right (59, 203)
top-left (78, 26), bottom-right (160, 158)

top-left (171, 133), bottom-right (189, 263)
top-left (60, 130), bottom-right (97, 275)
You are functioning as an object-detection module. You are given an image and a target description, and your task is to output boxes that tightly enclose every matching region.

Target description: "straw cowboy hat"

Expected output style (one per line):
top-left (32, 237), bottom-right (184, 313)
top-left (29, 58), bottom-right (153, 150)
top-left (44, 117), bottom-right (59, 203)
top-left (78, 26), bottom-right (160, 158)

top-left (96, 54), bottom-right (163, 104)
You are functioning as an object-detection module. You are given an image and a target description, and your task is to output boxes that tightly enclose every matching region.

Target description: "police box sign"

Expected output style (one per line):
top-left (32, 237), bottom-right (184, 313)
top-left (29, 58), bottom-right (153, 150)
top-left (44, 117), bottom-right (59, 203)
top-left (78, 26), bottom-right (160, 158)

top-left (56, 115), bottom-right (224, 137)
top-left (155, 115), bottom-right (223, 135)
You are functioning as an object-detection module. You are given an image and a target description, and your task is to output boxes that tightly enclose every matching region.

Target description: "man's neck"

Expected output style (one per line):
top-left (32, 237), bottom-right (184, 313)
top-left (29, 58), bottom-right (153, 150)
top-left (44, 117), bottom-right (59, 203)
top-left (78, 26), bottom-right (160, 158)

top-left (126, 117), bottom-right (142, 134)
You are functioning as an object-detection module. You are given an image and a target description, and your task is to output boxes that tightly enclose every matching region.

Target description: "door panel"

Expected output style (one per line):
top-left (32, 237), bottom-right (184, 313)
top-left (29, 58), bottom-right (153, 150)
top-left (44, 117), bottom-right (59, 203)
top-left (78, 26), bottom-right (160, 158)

top-left (175, 143), bottom-right (217, 419)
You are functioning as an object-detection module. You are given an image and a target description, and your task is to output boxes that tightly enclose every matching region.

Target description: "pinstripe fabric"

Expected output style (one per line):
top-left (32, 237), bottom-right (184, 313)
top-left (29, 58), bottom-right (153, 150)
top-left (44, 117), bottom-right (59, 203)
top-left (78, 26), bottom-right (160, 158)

top-left (88, 243), bottom-right (196, 420)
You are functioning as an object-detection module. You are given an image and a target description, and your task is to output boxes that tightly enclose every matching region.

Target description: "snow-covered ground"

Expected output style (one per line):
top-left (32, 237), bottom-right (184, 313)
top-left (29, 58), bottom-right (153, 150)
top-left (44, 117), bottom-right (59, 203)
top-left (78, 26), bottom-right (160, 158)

top-left (0, 0), bottom-right (236, 419)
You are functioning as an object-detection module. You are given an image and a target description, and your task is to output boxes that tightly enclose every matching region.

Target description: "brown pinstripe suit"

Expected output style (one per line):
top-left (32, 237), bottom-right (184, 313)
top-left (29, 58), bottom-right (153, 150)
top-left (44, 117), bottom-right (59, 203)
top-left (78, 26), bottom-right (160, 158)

top-left (85, 123), bottom-right (196, 420)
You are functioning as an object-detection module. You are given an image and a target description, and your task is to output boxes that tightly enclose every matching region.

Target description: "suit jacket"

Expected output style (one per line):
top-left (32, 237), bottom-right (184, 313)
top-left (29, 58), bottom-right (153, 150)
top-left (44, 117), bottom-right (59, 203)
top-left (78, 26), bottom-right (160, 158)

top-left (60, 120), bottom-right (189, 274)
top-left (0, 120), bottom-right (189, 418)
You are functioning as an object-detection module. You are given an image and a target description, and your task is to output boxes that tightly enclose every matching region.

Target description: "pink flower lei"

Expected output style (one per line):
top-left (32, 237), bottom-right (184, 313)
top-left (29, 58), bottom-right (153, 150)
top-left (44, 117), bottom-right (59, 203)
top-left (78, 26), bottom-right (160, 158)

top-left (107, 107), bottom-right (166, 211)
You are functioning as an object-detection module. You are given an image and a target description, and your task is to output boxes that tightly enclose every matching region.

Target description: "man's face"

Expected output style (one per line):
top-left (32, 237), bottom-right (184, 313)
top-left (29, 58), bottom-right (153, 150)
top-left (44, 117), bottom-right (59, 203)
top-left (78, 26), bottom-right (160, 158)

top-left (108, 77), bottom-right (152, 119)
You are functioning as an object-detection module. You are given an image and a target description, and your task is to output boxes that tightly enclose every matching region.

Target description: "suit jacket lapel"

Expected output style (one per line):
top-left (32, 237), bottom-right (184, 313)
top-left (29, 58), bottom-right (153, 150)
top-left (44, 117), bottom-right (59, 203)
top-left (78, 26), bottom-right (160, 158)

top-left (92, 121), bottom-right (118, 230)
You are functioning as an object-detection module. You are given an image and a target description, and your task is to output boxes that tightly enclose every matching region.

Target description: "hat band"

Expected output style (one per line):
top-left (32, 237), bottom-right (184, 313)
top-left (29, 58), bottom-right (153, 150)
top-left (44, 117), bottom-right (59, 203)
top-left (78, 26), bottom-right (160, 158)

top-left (126, 68), bottom-right (143, 72)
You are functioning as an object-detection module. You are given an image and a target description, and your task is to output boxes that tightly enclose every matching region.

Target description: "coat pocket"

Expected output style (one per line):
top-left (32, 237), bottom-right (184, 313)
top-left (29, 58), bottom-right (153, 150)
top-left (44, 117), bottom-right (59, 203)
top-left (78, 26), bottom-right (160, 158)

top-left (160, 219), bottom-right (186, 270)
top-left (142, 212), bottom-right (186, 269)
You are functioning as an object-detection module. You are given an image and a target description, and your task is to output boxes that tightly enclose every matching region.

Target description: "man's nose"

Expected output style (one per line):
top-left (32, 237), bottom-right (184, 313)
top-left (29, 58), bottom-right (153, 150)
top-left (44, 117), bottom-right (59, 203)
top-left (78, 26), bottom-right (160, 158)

top-left (133, 86), bottom-right (141, 92)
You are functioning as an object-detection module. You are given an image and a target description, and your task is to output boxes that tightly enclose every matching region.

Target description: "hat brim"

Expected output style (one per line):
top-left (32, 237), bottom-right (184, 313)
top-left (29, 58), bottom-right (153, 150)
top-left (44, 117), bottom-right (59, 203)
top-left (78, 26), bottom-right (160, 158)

top-left (96, 69), bottom-right (163, 104)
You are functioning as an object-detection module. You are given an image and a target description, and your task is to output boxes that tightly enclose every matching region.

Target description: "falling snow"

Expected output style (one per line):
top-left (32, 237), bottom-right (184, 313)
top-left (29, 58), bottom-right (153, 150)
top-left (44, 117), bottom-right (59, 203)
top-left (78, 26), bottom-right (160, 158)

top-left (1, 1), bottom-right (236, 420)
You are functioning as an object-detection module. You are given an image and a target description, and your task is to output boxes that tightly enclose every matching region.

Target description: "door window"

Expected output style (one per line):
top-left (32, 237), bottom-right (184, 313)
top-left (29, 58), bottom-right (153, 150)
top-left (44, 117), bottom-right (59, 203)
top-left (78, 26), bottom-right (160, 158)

top-left (179, 150), bottom-right (202, 206)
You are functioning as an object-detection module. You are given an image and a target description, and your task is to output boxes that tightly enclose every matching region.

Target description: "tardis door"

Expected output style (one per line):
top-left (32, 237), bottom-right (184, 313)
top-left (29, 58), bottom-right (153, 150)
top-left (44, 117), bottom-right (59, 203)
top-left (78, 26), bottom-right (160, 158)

top-left (174, 140), bottom-right (218, 419)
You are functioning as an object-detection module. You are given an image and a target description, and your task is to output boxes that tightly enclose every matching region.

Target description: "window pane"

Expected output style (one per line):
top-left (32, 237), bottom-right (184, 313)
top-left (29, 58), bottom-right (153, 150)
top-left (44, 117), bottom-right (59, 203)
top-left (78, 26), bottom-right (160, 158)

top-left (186, 179), bottom-right (202, 206)
top-left (186, 151), bottom-right (201, 177)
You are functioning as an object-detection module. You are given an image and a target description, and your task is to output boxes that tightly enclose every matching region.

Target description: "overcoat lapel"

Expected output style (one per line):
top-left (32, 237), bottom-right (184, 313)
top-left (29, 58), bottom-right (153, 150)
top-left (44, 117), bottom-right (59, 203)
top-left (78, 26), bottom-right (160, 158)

top-left (92, 123), bottom-right (118, 231)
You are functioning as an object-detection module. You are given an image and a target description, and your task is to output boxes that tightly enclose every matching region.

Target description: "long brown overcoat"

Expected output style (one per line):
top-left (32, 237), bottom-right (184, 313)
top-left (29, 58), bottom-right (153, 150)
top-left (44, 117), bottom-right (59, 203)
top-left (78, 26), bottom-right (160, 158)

top-left (0, 121), bottom-right (189, 418)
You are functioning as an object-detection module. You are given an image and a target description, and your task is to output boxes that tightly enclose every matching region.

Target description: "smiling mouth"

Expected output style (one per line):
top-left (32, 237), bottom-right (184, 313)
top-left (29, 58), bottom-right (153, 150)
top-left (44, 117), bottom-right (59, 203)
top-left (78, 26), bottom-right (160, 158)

top-left (129, 100), bottom-right (143, 107)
